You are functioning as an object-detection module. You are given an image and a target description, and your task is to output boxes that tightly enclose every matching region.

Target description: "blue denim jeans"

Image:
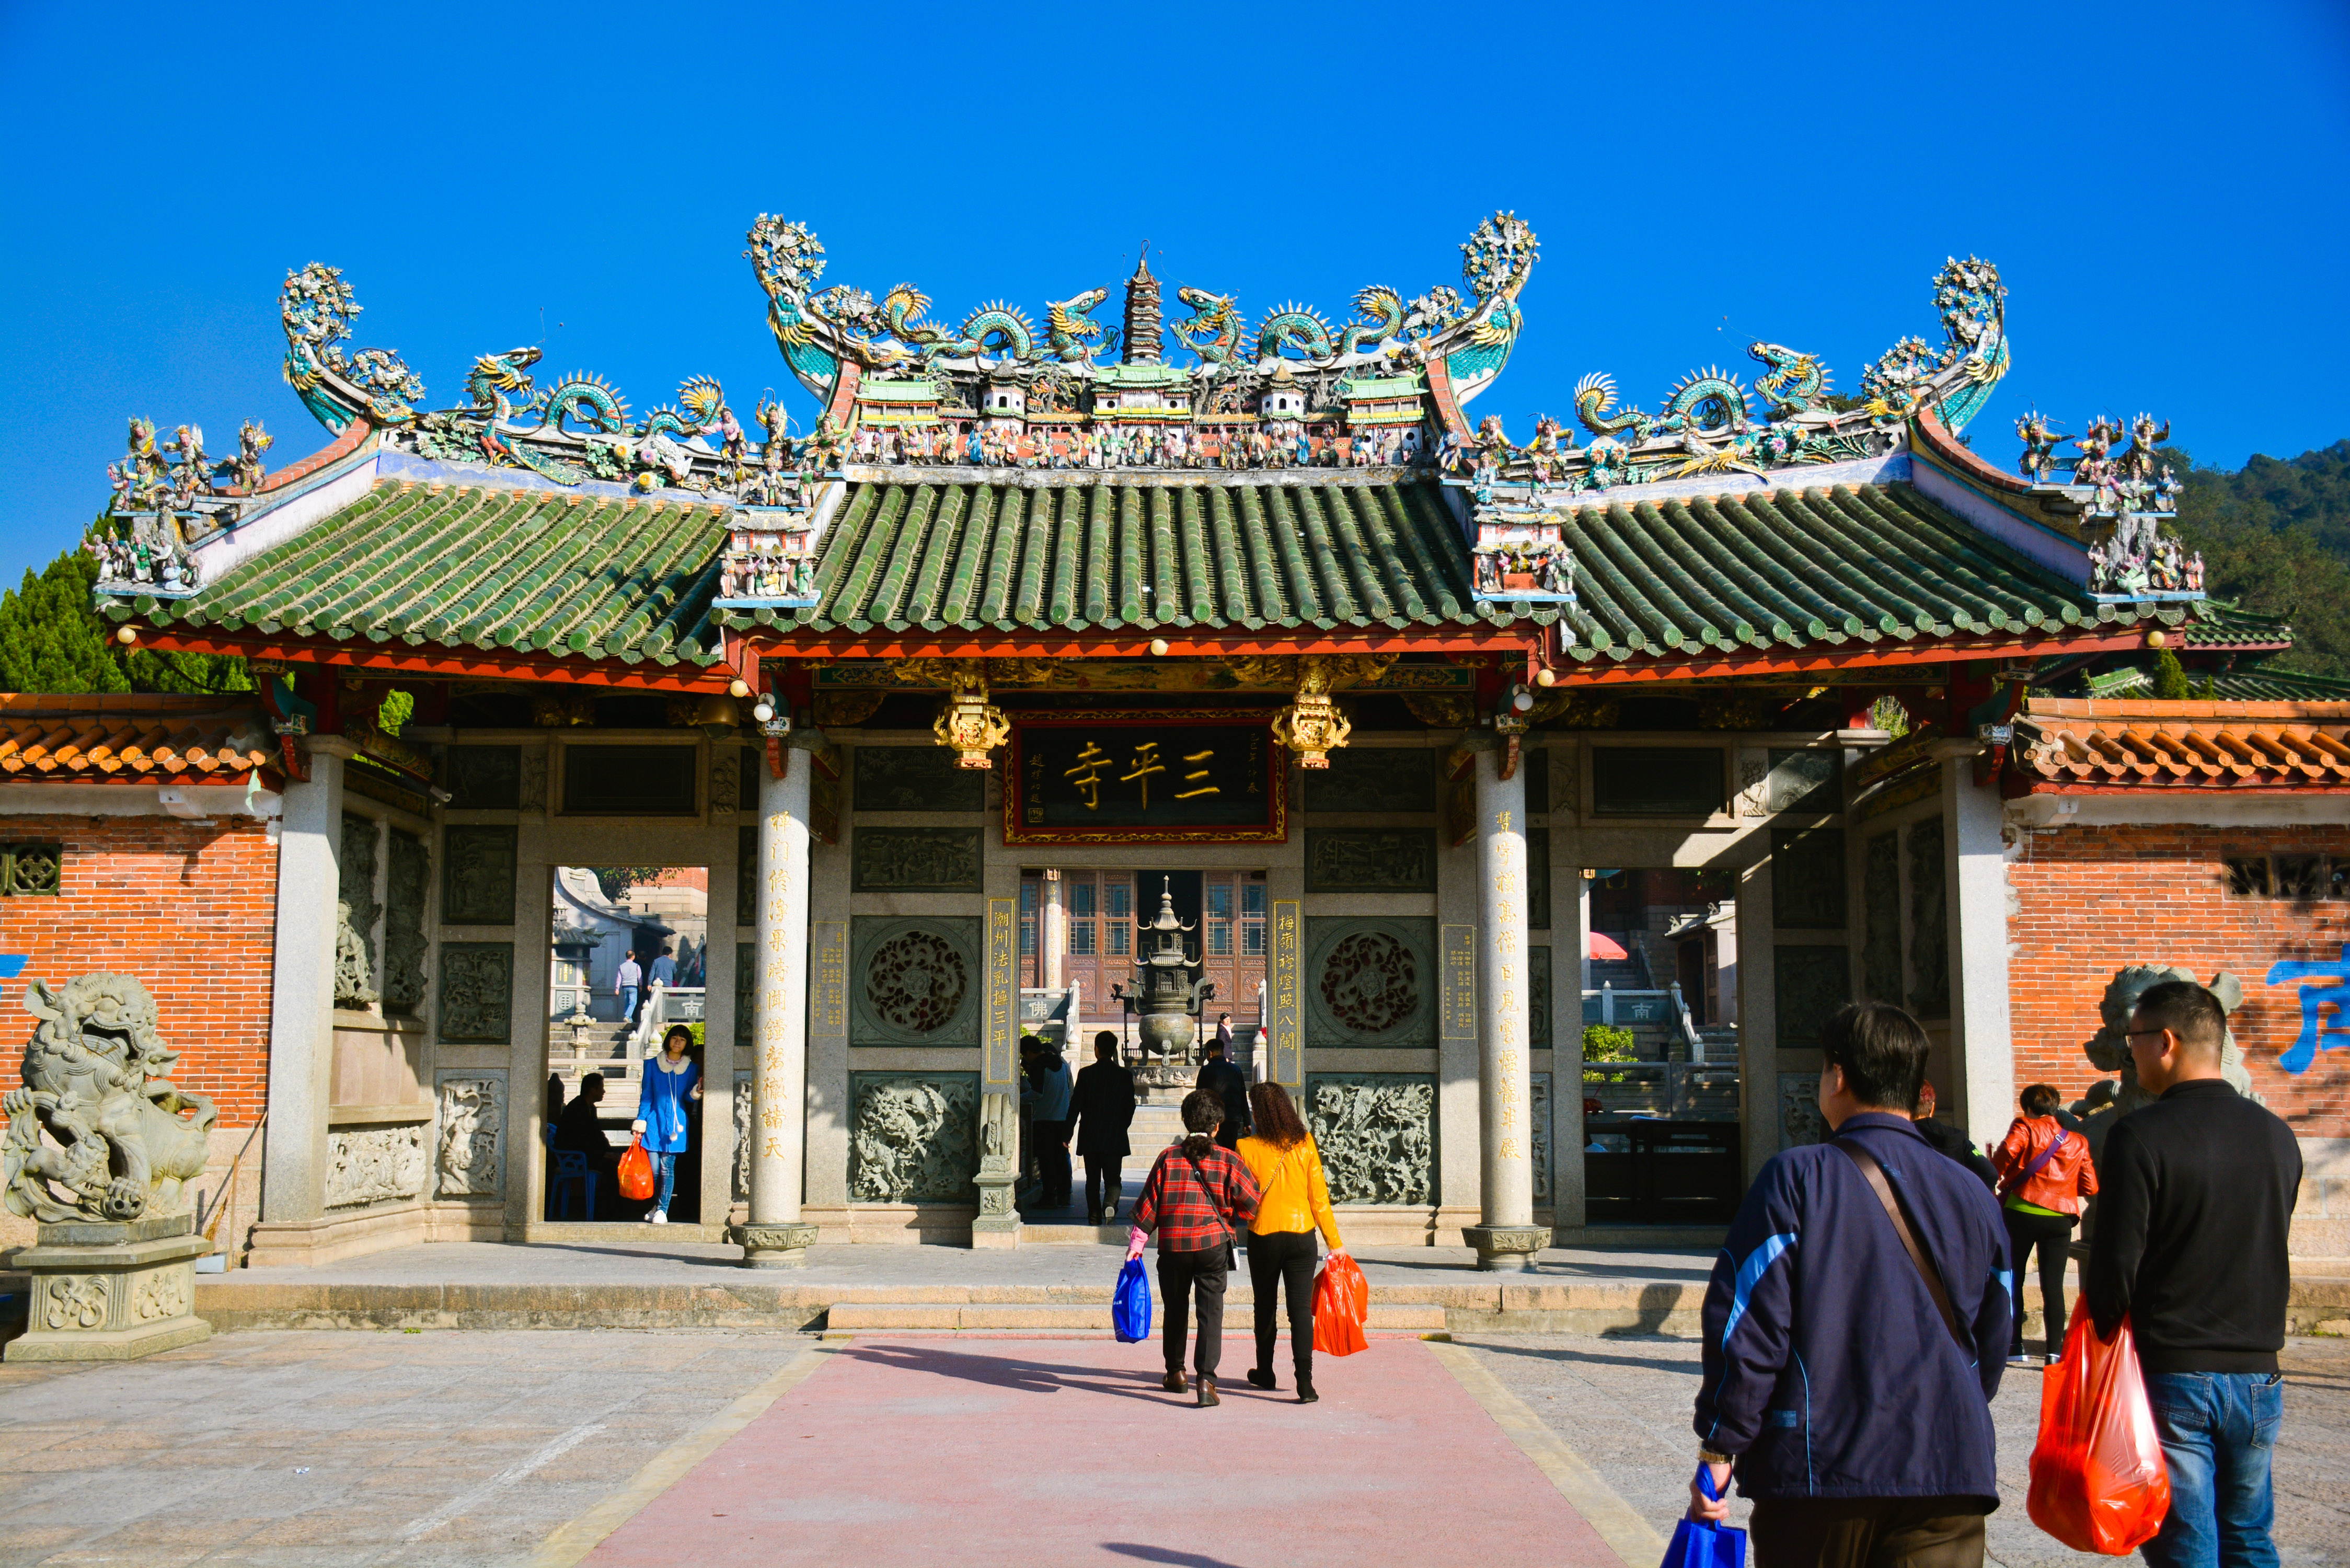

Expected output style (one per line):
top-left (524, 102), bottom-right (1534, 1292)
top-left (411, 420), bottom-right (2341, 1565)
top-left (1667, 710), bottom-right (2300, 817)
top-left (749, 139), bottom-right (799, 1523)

top-left (2141, 1370), bottom-right (2284, 1568)
top-left (620, 986), bottom-right (640, 1022)
top-left (651, 1151), bottom-right (677, 1215)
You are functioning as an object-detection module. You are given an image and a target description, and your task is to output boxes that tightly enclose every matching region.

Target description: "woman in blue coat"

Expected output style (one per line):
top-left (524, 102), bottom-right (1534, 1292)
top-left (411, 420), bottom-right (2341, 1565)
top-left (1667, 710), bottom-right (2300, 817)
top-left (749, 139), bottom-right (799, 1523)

top-left (635, 1024), bottom-right (703, 1223)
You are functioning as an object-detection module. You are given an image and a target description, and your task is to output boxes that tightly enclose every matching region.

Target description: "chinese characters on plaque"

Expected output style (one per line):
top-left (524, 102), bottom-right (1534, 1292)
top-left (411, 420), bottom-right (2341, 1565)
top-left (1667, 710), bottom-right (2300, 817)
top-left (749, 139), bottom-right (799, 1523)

top-left (1006, 717), bottom-right (1285, 844)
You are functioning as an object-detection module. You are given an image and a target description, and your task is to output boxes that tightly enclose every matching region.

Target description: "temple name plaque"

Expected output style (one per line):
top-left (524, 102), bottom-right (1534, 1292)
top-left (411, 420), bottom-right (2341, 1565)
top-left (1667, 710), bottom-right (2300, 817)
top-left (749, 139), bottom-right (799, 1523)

top-left (1005, 713), bottom-right (1286, 844)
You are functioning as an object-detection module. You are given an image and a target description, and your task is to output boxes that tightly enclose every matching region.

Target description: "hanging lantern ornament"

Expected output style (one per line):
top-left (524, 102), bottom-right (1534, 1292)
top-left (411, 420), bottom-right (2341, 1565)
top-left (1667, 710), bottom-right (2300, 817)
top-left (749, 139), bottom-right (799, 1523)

top-left (932, 661), bottom-right (1011, 769)
top-left (1270, 654), bottom-right (1353, 770)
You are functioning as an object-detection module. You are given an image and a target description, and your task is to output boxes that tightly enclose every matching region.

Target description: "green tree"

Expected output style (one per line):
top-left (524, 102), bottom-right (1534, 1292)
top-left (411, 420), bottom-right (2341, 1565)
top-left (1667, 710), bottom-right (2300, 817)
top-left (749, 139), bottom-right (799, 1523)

top-left (2151, 647), bottom-right (2191, 699)
top-left (0, 543), bottom-right (248, 695)
top-left (2164, 441), bottom-right (2350, 678)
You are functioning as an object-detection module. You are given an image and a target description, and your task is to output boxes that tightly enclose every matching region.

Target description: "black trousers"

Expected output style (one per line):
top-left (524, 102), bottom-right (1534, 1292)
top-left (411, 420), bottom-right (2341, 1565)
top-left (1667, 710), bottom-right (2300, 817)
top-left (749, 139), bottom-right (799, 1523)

top-left (1750, 1497), bottom-right (1987, 1568)
top-left (2003, 1205), bottom-right (2078, 1355)
top-left (1034, 1120), bottom-right (1072, 1206)
top-left (1083, 1155), bottom-right (1123, 1223)
top-left (1158, 1244), bottom-right (1230, 1378)
top-left (1247, 1229), bottom-right (1318, 1381)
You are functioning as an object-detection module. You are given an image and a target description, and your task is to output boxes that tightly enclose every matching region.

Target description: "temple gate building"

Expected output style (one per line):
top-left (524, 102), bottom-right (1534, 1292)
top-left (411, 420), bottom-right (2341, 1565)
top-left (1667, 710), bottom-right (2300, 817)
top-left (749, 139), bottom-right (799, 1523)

top-left (19, 211), bottom-right (2347, 1269)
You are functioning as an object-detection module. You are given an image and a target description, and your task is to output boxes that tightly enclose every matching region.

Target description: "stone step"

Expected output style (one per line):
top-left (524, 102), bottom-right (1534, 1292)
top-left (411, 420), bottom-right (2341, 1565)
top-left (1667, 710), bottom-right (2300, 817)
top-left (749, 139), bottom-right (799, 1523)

top-left (824, 1300), bottom-right (1446, 1332)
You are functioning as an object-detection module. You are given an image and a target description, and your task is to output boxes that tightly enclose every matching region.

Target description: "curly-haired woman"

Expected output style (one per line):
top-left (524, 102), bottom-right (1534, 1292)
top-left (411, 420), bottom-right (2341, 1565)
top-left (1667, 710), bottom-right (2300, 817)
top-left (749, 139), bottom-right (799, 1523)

top-left (1236, 1081), bottom-right (1345, 1402)
top-left (1128, 1088), bottom-right (1262, 1407)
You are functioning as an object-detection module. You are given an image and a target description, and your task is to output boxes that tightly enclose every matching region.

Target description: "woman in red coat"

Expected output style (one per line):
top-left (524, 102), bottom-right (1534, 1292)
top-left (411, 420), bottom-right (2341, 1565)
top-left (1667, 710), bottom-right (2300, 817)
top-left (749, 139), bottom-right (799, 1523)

top-left (1991, 1081), bottom-right (2099, 1364)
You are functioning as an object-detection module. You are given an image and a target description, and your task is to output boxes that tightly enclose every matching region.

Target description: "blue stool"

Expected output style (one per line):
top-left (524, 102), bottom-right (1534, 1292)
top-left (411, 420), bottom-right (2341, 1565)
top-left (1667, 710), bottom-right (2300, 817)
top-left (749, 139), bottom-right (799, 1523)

top-left (551, 1151), bottom-right (598, 1219)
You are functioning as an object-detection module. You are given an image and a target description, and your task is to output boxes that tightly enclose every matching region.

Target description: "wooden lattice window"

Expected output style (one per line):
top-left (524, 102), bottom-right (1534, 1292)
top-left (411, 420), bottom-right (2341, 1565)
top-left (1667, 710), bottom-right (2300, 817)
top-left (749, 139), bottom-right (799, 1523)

top-left (1, 843), bottom-right (62, 896)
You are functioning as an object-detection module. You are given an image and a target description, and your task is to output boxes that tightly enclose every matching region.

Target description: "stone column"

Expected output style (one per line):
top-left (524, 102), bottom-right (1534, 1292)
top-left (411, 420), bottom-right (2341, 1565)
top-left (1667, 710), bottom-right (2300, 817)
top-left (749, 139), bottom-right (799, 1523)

top-left (260, 744), bottom-right (344, 1225)
top-left (1942, 744), bottom-right (2014, 1146)
top-left (972, 894), bottom-right (1021, 1246)
top-left (735, 752), bottom-right (816, 1266)
top-left (1464, 746), bottom-right (1550, 1270)
top-left (1041, 870), bottom-right (1065, 990)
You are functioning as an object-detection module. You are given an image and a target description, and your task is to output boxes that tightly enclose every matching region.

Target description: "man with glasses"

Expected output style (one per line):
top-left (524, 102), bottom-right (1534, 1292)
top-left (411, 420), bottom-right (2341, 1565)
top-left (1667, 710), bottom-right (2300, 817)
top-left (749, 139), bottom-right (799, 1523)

top-left (2087, 980), bottom-right (2301, 1568)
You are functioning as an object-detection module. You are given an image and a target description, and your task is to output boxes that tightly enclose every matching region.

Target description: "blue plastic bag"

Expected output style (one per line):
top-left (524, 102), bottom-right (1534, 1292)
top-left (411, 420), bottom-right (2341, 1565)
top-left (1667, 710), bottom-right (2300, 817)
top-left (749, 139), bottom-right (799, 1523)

top-left (1662, 1466), bottom-right (1746, 1568)
top-left (1112, 1256), bottom-right (1153, 1344)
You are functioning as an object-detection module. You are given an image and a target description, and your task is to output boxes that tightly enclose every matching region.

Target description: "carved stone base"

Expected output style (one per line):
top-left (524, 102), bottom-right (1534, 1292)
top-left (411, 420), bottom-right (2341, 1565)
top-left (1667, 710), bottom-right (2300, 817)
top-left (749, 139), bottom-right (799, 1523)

top-left (1461, 1224), bottom-right (1553, 1273)
top-left (6, 1213), bottom-right (212, 1362)
top-left (729, 1222), bottom-right (820, 1269)
top-left (971, 1167), bottom-right (1021, 1248)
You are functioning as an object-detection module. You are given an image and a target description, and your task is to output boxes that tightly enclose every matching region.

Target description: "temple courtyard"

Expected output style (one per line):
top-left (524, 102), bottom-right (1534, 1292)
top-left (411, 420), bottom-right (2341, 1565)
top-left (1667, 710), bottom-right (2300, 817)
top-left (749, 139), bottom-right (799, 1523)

top-left (1, 1246), bottom-right (2345, 1566)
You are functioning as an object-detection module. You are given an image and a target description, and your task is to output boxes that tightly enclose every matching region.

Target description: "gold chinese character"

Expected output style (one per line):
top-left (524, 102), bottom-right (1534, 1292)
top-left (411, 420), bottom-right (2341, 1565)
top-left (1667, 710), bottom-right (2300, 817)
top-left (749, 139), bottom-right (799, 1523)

top-left (1498, 930), bottom-right (1520, 956)
top-left (1494, 873), bottom-right (1518, 895)
top-left (761, 1102), bottom-right (783, 1128)
top-left (1495, 810), bottom-right (1512, 833)
top-left (1496, 901), bottom-right (1518, 924)
top-left (767, 812), bottom-right (790, 835)
top-left (763, 1136), bottom-right (782, 1157)
top-left (769, 868), bottom-right (790, 892)
top-left (1064, 741), bottom-right (1110, 809)
top-left (1176, 747), bottom-right (1219, 800)
top-left (1121, 741), bottom-right (1167, 809)
top-left (1499, 1137), bottom-right (1522, 1160)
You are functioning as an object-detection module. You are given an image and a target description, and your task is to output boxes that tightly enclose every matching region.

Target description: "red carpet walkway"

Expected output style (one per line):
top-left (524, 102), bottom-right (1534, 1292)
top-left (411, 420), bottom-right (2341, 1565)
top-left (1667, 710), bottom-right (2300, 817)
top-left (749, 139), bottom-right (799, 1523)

top-left (583, 1336), bottom-right (1625, 1567)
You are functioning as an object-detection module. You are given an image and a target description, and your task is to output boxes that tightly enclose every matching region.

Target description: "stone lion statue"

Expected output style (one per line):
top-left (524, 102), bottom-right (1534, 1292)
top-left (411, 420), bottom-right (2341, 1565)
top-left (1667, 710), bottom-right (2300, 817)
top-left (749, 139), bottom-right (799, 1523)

top-left (2, 973), bottom-right (218, 1223)
top-left (2074, 963), bottom-right (2253, 1167)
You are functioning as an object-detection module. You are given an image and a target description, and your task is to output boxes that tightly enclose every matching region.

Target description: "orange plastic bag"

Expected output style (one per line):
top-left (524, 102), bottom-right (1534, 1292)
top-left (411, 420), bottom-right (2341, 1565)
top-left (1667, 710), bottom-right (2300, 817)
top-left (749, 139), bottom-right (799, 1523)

top-left (616, 1134), bottom-right (655, 1203)
top-left (2027, 1311), bottom-right (2171, 1554)
top-left (1312, 1252), bottom-right (1369, 1356)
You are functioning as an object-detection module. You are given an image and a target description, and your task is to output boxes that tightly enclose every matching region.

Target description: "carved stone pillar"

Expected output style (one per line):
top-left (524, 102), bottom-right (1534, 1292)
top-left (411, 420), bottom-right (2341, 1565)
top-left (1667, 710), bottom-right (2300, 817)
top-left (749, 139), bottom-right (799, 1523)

top-left (260, 742), bottom-right (345, 1225)
top-left (734, 751), bottom-right (817, 1267)
top-left (1041, 870), bottom-right (1065, 991)
top-left (973, 895), bottom-right (1022, 1246)
top-left (1463, 746), bottom-right (1551, 1271)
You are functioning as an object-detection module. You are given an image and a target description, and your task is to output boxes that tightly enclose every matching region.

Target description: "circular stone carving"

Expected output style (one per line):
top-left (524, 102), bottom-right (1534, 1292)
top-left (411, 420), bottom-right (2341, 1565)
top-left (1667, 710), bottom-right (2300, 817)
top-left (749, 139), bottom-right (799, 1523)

top-left (865, 930), bottom-right (970, 1034)
top-left (1318, 931), bottom-right (1419, 1034)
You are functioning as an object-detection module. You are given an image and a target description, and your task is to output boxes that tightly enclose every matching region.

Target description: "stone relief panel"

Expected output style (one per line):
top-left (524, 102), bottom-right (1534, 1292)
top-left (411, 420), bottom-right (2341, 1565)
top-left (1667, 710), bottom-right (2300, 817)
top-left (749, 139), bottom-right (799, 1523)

top-left (519, 748), bottom-right (548, 812)
top-left (1304, 830), bottom-right (1435, 893)
top-left (441, 826), bottom-right (517, 925)
top-left (1305, 918), bottom-right (1437, 1047)
top-left (733, 1070), bottom-right (753, 1203)
top-left (1906, 816), bottom-right (1950, 1019)
top-left (1767, 748), bottom-right (1842, 814)
top-left (850, 918), bottom-right (982, 1047)
top-left (438, 942), bottom-right (514, 1043)
top-left (44, 1275), bottom-right (108, 1331)
top-left (1302, 748), bottom-right (1434, 814)
top-left (737, 825), bottom-right (757, 927)
top-left (434, 1074), bottom-right (505, 1198)
top-left (1780, 1073), bottom-right (1824, 1149)
top-left (711, 747), bottom-right (742, 815)
top-left (334, 897), bottom-right (378, 1010)
top-left (1528, 947), bottom-right (1552, 1052)
top-left (1861, 831), bottom-right (1902, 1003)
top-left (341, 814), bottom-right (381, 957)
top-left (1773, 946), bottom-right (1851, 1051)
top-left (1528, 826), bottom-right (1551, 929)
top-left (1305, 1074), bottom-right (1435, 1206)
top-left (447, 745), bottom-right (522, 810)
top-left (1735, 751), bottom-right (1771, 817)
top-left (853, 828), bottom-right (983, 893)
top-left (383, 830), bottom-right (430, 1015)
top-left (132, 1266), bottom-right (189, 1323)
top-left (847, 1071), bottom-right (979, 1204)
top-left (854, 746), bottom-right (985, 813)
top-left (1772, 827), bottom-right (1847, 930)
top-left (1531, 1072), bottom-right (1553, 1205)
top-left (325, 1123), bottom-right (431, 1208)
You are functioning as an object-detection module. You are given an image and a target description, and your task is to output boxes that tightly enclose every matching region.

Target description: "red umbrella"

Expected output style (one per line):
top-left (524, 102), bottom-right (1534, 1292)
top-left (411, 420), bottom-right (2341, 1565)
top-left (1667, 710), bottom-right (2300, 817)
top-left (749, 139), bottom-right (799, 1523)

top-left (1587, 931), bottom-right (1629, 961)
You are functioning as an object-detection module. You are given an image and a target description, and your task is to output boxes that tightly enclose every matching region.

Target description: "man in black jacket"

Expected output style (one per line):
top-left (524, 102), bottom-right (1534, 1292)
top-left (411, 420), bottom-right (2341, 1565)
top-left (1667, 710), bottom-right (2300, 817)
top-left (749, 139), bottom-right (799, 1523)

top-left (1913, 1080), bottom-right (2000, 1193)
top-left (1070, 1032), bottom-right (1137, 1225)
top-left (2087, 980), bottom-right (2301, 1568)
top-left (1195, 1035), bottom-right (1252, 1151)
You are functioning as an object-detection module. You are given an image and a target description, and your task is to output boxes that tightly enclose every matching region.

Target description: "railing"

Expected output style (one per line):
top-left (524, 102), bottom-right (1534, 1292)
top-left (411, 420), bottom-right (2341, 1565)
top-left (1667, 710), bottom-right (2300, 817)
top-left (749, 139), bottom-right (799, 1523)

top-left (1581, 984), bottom-right (1710, 1060)
top-left (628, 982), bottom-right (707, 1057)
top-left (1580, 1061), bottom-right (1741, 1121)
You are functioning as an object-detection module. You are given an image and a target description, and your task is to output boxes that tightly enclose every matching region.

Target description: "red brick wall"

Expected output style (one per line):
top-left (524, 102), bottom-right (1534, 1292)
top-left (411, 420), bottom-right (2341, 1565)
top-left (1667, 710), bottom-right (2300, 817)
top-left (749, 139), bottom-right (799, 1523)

top-left (1, 812), bottom-right (276, 1126)
top-left (2008, 822), bottom-right (2350, 1138)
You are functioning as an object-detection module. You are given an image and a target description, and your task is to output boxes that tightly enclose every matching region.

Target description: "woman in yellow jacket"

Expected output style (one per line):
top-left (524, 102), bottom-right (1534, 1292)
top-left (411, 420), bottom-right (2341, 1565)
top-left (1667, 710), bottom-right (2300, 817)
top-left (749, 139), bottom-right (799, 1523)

top-left (1235, 1080), bottom-right (1344, 1403)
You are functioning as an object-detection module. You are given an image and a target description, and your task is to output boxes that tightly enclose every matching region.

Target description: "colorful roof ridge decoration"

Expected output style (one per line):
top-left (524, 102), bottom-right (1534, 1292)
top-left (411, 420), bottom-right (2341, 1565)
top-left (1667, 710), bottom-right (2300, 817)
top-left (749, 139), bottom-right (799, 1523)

top-left (0, 695), bottom-right (275, 784)
top-left (2013, 697), bottom-right (2350, 791)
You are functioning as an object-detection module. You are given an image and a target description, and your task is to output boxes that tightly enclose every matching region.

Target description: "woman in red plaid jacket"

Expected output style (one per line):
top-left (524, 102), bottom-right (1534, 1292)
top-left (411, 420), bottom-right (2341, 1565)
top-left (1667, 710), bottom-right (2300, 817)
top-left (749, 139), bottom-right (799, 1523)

top-left (1128, 1088), bottom-right (1262, 1406)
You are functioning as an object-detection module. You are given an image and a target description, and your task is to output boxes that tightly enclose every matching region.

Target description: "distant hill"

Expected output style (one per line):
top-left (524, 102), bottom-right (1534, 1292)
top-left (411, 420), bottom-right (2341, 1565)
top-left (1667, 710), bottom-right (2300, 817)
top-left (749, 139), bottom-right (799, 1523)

top-left (2168, 439), bottom-right (2350, 678)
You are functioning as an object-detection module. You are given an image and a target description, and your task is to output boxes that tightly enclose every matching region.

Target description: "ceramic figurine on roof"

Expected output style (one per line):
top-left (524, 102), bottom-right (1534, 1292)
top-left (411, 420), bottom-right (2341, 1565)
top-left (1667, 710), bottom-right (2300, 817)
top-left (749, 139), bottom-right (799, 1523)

top-left (740, 211), bottom-right (1537, 475)
top-left (2008, 406), bottom-right (2203, 603)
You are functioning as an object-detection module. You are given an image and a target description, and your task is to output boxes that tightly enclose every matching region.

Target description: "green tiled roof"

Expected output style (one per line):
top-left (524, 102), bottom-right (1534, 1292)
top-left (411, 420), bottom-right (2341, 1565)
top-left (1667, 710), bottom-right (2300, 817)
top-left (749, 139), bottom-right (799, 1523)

top-left (2082, 660), bottom-right (2350, 701)
top-left (1546, 481), bottom-right (2201, 664)
top-left (117, 481), bottom-right (730, 667)
top-left (725, 479), bottom-right (1546, 636)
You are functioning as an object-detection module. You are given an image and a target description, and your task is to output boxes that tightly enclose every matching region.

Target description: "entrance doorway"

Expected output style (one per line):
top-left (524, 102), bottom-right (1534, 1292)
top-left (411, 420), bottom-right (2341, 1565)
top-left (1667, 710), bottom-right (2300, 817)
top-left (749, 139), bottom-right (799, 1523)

top-left (1019, 869), bottom-right (1269, 1045)
top-left (1581, 866), bottom-right (1742, 1224)
top-left (545, 863), bottom-right (709, 1223)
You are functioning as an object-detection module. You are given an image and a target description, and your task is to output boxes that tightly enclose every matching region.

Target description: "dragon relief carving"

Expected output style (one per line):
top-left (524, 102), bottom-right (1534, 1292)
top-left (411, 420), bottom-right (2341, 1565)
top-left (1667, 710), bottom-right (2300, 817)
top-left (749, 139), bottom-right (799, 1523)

top-left (3, 974), bottom-right (220, 1224)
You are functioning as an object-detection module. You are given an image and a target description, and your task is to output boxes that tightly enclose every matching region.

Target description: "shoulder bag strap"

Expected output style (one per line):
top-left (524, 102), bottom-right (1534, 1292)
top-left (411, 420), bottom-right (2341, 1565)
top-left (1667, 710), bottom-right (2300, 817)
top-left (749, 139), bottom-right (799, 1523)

top-left (1184, 1150), bottom-right (1238, 1250)
top-left (1834, 1139), bottom-right (1970, 1354)
top-left (1998, 1125), bottom-right (2069, 1199)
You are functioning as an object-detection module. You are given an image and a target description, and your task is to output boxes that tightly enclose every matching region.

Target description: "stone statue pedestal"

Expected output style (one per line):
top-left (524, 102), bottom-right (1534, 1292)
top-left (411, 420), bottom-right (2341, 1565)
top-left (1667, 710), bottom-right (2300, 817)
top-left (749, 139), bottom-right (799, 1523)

top-left (5, 1212), bottom-right (213, 1362)
top-left (1461, 1224), bottom-right (1552, 1274)
top-left (729, 1222), bottom-right (820, 1269)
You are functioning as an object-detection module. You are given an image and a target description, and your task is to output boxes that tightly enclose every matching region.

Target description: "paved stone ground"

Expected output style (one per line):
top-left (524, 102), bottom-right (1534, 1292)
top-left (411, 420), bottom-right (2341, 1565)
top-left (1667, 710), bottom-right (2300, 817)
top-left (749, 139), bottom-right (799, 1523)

top-left (1, 1328), bottom-right (2342, 1566)
top-left (1449, 1333), bottom-right (2350, 1568)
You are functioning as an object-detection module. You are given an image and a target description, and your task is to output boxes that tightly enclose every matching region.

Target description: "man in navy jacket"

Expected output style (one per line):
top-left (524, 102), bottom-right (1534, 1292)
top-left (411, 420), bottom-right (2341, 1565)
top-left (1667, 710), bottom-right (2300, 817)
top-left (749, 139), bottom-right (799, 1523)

top-left (1689, 1001), bottom-right (2011, 1568)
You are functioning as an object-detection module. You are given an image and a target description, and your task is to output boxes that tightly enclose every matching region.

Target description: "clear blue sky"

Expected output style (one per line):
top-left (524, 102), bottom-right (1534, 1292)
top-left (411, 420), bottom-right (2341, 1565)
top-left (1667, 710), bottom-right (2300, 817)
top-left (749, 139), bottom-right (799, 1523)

top-left (4, 1), bottom-right (2346, 590)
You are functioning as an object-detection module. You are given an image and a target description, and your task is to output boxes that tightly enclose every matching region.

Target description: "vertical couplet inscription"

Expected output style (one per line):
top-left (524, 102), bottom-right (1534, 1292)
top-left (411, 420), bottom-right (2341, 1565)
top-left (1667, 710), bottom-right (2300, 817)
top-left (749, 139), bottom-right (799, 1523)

top-left (1441, 923), bottom-right (1478, 1040)
top-left (1270, 900), bottom-right (1302, 1086)
top-left (1490, 815), bottom-right (1525, 1164)
top-left (985, 898), bottom-right (1017, 1086)
top-left (811, 922), bottom-right (848, 1036)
